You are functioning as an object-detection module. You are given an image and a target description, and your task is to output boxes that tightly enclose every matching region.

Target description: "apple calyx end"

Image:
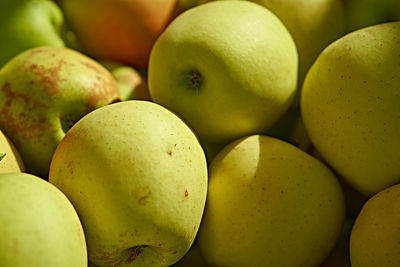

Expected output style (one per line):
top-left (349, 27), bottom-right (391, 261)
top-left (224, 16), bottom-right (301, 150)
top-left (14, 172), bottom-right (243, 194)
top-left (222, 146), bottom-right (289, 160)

top-left (181, 69), bottom-right (203, 93)
top-left (125, 245), bottom-right (148, 264)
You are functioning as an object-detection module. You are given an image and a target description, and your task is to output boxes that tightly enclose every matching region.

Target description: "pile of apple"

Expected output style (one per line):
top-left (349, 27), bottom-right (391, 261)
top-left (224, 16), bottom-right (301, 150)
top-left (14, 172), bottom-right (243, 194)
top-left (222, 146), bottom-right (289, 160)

top-left (1, 0), bottom-right (400, 266)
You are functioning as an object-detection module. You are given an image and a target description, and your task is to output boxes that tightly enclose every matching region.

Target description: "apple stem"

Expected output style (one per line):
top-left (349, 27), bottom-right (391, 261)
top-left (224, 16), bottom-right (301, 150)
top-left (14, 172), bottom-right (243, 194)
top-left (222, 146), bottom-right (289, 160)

top-left (0, 153), bottom-right (6, 161)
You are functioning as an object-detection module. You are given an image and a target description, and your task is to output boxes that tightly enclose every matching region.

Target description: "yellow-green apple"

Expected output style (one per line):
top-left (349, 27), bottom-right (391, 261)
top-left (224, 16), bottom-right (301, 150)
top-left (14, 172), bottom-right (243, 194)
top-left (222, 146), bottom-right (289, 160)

top-left (0, 0), bottom-right (65, 68)
top-left (350, 184), bottom-right (400, 267)
top-left (0, 130), bottom-right (25, 173)
top-left (244, 0), bottom-right (346, 108)
top-left (49, 100), bottom-right (208, 266)
top-left (101, 61), bottom-right (150, 101)
top-left (0, 172), bottom-right (87, 267)
top-left (343, 0), bottom-right (400, 33)
top-left (148, 0), bottom-right (298, 147)
top-left (197, 135), bottom-right (345, 266)
top-left (301, 21), bottom-right (400, 196)
top-left (58, 0), bottom-right (177, 69)
top-left (0, 46), bottom-right (120, 178)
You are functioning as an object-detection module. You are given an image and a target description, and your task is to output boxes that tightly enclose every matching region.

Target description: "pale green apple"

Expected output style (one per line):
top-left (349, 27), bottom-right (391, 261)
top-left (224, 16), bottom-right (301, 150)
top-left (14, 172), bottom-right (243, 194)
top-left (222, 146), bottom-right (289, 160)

top-left (350, 184), bottom-right (400, 267)
top-left (0, 0), bottom-right (65, 68)
top-left (301, 21), bottom-right (400, 196)
top-left (148, 0), bottom-right (298, 146)
top-left (0, 46), bottom-right (121, 178)
top-left (244, 0), bottom-right (346, 108)
top-left (197, 135), bottom-right (345, 267)
top-left (0, 172), bottom-right (87, 267)
top-left (0, 130), bottom-right (25, 173)
top-left (49, 100), bottom-right (208, 266)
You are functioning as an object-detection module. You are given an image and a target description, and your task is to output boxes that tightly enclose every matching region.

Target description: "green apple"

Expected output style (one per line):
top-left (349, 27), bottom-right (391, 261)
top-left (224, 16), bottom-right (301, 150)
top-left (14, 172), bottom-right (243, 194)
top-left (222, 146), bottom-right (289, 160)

top-left (0, 46), bottom-right (121, 178)
top-left (101, 61), bottom-right (151, 101)
top-left (350, 183), bottom-right (400, 267)
top-left (148, 0), bottom-right (298, 146)
top-left (197, 135), bottom-right (345, 267)
top-left (301, 21), bottom-right (400, 196)
top-left (245, 0), bottom-right (346, 108)
top-left (343, 0), bottom-right (400, 33)
top-left (0, 0), bottom-right (65, 68)
top-left (0, 130), bottom-right (25, 173)
top-left (49, 100), bottom-right (208, 266)
top-left (0, 172), bottom-right (87, 267)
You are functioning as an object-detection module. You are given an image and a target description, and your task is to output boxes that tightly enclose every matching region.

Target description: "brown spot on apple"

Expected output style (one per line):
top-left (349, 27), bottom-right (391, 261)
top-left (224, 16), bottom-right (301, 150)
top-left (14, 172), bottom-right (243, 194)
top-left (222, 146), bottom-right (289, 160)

top-left (185, 189), bottom-right (189, 197)
top-left (138, 186), bottom-right (152, 205)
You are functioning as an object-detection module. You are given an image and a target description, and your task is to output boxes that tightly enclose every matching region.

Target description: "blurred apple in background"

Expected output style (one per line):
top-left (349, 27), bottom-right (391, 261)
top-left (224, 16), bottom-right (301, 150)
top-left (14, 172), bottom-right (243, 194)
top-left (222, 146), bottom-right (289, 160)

top-left (58, 0), bottom-right (177, 69)
top-left (0, 130), bottom-right (25, 173)
top-left (171, 0), bottom-right (211, 17)
top-left (101, 61), bottom-right (151, 101)
top-left (342, 0), bottom-right (400, 33)
top-left (0, 46), bottom-right (120, 178)
top-left (0, 0), bottom-right (65, 68)
top-left (0, 172), bottom-right (87, 267)
top-left (49, 101), bottom-right (208, 266)
top-left (149, 1), bottom-right (298, 147)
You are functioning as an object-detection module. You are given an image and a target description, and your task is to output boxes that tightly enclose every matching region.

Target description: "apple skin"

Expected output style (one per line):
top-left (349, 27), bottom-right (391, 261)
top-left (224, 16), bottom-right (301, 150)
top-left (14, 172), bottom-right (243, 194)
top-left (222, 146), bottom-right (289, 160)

top-left (148, 0), bottom-right (298, 146)
top-left (0, 46), bottom-right (121, 178)
top-left (0, 130), bottom-right (25, 173)
top-left (58, 0), bottom-right (177, 69)
top-left (0, 172), bottom-right (87, 267)
top-left (49, 100), bottom-right (208, 266)
top-left (0, 0), bottom-right (65, 68)
top-left (197, 135), bottom-right (345, 267)
top-left (247, 0), bottom-right (345, 108)
top-left (350, 184), bottom-right (400, 267)
top-left (301, 21), bottom-right (400, 196)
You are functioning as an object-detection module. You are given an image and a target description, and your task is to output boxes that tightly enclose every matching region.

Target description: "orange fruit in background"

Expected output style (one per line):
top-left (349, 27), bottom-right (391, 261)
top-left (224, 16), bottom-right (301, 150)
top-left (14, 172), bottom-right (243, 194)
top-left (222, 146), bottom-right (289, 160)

top-left (59, 0), bottom-right (177, 69)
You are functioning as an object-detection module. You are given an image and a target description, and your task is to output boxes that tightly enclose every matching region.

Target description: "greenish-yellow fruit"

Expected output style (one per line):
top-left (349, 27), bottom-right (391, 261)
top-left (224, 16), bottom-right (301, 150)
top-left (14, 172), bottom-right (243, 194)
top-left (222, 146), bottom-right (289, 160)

top-left (0, 130), bottom-right (24, 173)
top-left (247, 0), bottom-right (345, 107)
top-left (0, 172), bottom-right (87, 267)
top-left (149, 0), bottom-right (298, 145)
top-left (197, 135), bottom-right (345, 267)
top-left (0, 46), bottom-right (121, 178)
top-left (350, 184), bottom-right (400, 267)
top-left (49, 100), bottom-right (208, 267)
top-left (301, 21), bottom-right (400, 196)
